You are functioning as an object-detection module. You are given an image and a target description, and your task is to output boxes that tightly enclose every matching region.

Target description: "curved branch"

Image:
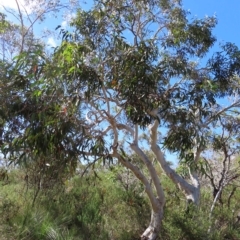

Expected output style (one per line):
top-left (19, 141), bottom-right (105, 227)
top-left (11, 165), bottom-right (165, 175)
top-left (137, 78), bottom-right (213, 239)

top-left (130, 142), bottom-right (164, 200)
top-left (113, 151), bottom-right (162, 211)
top-left (116, 123), bottom-right (134, 137)
top-left (150, 118), bottom-right (198, 202)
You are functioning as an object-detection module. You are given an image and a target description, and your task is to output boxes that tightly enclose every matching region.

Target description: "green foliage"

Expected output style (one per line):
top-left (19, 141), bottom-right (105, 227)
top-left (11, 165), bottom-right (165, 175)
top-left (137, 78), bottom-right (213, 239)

top-left (0, 168), bottom-right (149, 239)
top-left (0, 168), bottom-right (240, 239)
top-left (67, 0), bottom-right (219, 129)
top-left (208, 42), bottom-right (240, 97)
top-left (0, 12), bottom-right (10, 34)
top-left (162, 208), bottom-right (210, 240)
top-left (0, 45), bottom-right (88, 176)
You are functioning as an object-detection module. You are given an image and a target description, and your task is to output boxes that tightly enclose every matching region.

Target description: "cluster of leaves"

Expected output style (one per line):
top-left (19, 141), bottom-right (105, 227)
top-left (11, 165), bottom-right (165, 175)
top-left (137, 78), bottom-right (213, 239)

top-left (68, 0), bottom-right (240, 166)
top-left (208, 43), bottom-right (240, 96)
top-left (68, 0), bottom-right (219, 131)
top-left (0, 46), bottom-right (79, 177)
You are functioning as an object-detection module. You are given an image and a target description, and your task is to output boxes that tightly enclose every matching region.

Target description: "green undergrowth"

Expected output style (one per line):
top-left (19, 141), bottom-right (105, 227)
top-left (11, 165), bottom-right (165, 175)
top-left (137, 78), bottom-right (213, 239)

top-left (0, 168), bottom-right (149, 240)
top-left (0, 168), bottom-right (240, 240)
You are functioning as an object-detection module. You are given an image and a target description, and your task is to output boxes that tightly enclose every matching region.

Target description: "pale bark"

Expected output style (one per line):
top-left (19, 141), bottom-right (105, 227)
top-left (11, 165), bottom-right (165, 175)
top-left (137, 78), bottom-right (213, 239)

top-left (209, 182), bottom-right (224, 218)
top-left (130, 142), bottom-right (165, 239)
top-left (141, 208), bottom-right (164, 240)
top-left (84, 92), bottom-right (199, 239)
top-left (130, 142), bottom-right (164, 201)
top-left (149, 118), bottom-right (200, 204)
top-left (113, 133), bottom-right (165, 240)
top-left (115, 152), bottom-right (162, 211)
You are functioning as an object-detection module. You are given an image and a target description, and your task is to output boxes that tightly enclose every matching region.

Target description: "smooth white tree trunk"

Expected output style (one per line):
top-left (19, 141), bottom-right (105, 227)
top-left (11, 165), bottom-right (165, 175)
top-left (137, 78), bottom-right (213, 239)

top-left (141, 203), bottom-right (164, 240)
top-left (149, 118), bottom-right (201, 205)
top-left (113, 149), bottom-right (165, 240)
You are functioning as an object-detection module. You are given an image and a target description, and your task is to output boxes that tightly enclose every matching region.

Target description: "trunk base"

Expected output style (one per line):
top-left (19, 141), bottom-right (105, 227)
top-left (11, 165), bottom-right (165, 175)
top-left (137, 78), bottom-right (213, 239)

top-left (141, 209), bottom-right (163, 240)
top-left (141, 226), bottom-right (158, 240)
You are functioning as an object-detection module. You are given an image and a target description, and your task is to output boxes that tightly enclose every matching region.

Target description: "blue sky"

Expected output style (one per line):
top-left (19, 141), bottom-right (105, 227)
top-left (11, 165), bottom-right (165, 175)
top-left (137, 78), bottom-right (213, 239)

top-left (1, 0), bottom-right (239, 49)
top-left (183, 0), bottom-right (240, 47)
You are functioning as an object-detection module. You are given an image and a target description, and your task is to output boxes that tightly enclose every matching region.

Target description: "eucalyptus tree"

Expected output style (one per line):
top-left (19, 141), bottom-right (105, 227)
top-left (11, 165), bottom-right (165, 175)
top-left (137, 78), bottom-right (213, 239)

top-left (49, 0), bottom-right (240, 238)
top-left (0, 0), bottom-right (80, 173)
top-left (2, 0), bottom-right (240, 239)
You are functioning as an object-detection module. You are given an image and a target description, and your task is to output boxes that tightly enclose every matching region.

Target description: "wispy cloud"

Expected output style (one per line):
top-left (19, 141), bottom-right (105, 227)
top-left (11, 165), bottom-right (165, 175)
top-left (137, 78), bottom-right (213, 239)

top-left (47, 37), bottom-right (57, 48)
top-left (61, 20), bottom-right (67, 29)
top-left (63, 12), bottom-right (76, 23)
top-left (0, 0), bottom-right (33, 14)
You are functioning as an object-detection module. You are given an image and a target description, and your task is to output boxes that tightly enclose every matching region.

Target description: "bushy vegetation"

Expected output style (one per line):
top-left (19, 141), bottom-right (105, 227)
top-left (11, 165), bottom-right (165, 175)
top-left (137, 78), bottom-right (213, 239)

top-left (0, 166), bottom-right (240, 240)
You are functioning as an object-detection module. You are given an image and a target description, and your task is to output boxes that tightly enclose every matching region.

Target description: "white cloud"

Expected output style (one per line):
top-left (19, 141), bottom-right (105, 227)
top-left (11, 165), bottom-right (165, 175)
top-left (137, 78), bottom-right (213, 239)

top-left (60, 12), bottom-right (76, 30)
top-left (0, 0), bottom-right (33, 14)
top-left (61, 20), bottom-right (67, 29)
top-left (47, 37), bottom-right (57, 48)
top-left (0, 0), bottom-right (18, 10)
top-left (63, 12), bottom-right (76, 23)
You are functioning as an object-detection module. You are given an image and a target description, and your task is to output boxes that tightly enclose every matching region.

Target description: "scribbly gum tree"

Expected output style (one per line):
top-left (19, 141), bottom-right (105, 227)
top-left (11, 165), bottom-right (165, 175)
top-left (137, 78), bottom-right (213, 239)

top-left (60, 0), bottom-right (221, 239)
top-left (55, 0), bottom-right (240, 239)
top-left (2, 0), bottom-right (240, 239)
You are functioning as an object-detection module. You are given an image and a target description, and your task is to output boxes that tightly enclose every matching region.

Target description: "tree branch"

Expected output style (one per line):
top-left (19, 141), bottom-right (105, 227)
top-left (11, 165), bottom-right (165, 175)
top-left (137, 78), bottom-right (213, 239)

top-left (130, 142), bottom-right (164, 200)
top-left (150, 118), bottom-right (198, 202)
top-left (113, 151), bottom-right (163, 211)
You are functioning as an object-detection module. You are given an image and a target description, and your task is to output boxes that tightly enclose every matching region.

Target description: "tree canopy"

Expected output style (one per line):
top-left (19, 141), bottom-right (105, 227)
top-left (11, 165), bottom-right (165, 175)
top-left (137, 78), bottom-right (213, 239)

top-left (1, 0), bottom-right (240, 239)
